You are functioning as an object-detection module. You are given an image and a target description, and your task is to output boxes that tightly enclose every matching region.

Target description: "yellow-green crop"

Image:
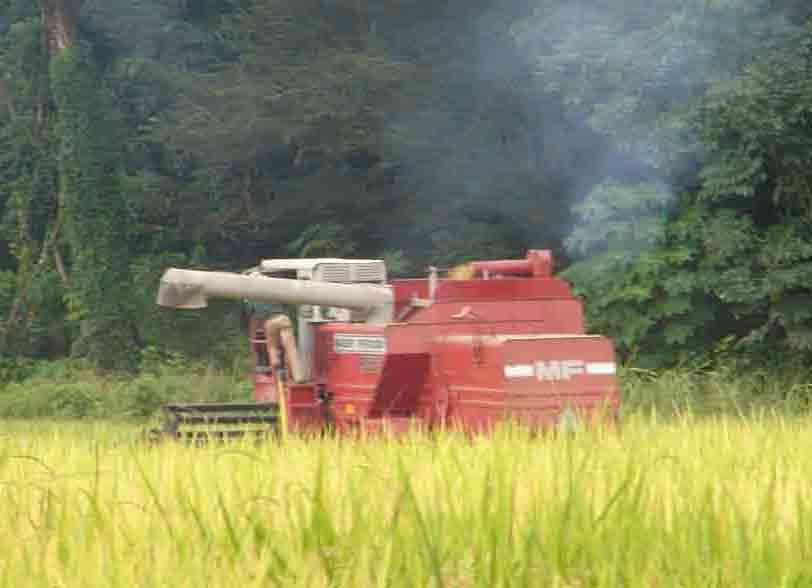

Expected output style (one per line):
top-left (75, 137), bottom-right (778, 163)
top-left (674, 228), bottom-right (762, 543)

top-left (1, 414), bottom-right (812, 587)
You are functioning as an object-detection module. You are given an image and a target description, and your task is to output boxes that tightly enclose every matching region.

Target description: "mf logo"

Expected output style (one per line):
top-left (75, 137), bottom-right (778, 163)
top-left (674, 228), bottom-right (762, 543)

top-left (503, 360), bottom-right (616, 381)
top-left (534, 360), bottom-right (585, 381)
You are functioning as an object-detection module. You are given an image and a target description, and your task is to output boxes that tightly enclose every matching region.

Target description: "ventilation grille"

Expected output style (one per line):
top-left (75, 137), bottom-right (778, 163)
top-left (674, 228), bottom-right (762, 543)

top-left (315, 262), bottom-right (386, 284)
top-left (319, 264), bottom-right (351, 283)
top-left (355, 263), bottom-right (387, 282)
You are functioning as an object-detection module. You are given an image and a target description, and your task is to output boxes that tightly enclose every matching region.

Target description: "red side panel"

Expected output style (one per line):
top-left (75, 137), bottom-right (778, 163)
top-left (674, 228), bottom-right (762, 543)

top-left (501, 337), bottom-right (620, 426)
top-left (287, 383), bottom-right (324, 432)
top-left (432, 338), bottom-right (506, 432)
top-left (431, 335), bottom-right (619, 432)
top-left (367, 354), bottom-right (430, 418)
top-left (318, 326), bottom-right (388, 428)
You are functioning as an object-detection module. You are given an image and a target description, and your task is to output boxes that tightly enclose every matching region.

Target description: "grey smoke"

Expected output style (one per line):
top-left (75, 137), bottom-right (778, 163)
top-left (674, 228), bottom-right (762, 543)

top-left (378, 2), bottom-right (603, 260)
top-left (504, 0), bottom-right (804, 264)
top-left (512, 0), bottom-right (800, 174)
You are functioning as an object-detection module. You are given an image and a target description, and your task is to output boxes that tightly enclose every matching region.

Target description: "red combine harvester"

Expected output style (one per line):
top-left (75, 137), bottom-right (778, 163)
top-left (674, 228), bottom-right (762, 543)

top-left (154, 250), bottom-right (620, 441)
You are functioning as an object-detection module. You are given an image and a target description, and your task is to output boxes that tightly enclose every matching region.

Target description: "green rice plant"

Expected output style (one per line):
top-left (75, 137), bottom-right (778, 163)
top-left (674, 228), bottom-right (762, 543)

top-left (1, 415), bottom-right (812, 586)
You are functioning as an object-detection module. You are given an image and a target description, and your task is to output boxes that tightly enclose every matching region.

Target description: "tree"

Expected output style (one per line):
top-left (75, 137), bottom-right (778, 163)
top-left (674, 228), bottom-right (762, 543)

top-left (550, 6), bottom-right (812, 363)
top-left (695, 25), bottom-right (812, 352)
top-left (0, 2), bottom-right (64, 356)
top-left (0, 0), bottom-right (140, 367)
top-left (144, 0), bottom-right (417, 267)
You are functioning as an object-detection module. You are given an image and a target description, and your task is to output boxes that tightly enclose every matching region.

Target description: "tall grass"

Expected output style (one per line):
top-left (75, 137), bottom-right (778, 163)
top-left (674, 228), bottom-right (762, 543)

top-left (0, 359), bottom-right (253, 420)
top-left (621, 364), bottom-right (812, 417)
top-left (2, 415), bottom-right (812, 586)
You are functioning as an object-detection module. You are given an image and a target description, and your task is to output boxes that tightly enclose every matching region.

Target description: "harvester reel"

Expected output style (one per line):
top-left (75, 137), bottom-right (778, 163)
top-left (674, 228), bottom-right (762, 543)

top-left (147, 402), bottom-right (280, 445)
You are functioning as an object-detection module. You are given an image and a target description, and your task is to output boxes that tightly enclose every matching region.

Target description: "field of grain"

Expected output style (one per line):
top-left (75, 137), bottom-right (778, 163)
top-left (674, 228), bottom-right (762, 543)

top-left (1, 414), bottom-right (811, 587)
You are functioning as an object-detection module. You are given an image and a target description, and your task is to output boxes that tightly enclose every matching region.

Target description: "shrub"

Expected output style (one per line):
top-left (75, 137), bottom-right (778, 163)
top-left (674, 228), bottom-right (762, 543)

top-left (0, 358), bottom-right (252, 420)
top-left (0, 380), bottom-right (108, 418)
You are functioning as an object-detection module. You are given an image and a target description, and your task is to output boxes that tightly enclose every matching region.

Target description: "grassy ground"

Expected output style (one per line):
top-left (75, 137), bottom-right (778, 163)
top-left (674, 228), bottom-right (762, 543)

top-left (2, 413), bottom-right (812, 587)
top-left (0, 359), bottom-right (254, 420)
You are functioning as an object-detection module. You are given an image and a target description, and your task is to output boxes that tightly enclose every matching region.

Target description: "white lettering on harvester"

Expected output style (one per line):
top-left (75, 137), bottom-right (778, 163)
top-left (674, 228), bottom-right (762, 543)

top-left (334, 334), bottom-right (387, 355)
top-left (503, 360), bottom-right (616, 381)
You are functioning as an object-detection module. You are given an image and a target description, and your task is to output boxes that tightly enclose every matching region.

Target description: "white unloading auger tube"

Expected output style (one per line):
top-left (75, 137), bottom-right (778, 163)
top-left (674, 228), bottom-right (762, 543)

top-left (156, 268), bottom-right (395, 324)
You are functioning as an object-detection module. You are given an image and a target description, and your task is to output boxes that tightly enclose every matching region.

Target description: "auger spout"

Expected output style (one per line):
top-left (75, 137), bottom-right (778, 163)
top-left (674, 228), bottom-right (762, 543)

top-left (157, 268), bottom-right (394, 323)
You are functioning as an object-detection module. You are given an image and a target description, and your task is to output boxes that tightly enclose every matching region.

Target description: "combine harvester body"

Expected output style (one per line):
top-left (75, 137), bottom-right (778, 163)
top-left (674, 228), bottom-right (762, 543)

top-left (155, 250), bottom-right (620, 439)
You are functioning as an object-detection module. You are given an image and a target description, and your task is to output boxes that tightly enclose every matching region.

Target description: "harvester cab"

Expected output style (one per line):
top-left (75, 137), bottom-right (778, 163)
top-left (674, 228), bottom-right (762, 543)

top-left (248, 258), bottom-right (389, 380)
top-left (153, 250), bottom-right (620, 442)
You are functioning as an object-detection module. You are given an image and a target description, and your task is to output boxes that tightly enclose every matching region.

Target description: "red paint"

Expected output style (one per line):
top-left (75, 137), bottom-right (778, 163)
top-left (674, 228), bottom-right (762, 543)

top-left (256, 250), bottom-right (621, 434)
top-left (470, 249), bottom-right (552, 277)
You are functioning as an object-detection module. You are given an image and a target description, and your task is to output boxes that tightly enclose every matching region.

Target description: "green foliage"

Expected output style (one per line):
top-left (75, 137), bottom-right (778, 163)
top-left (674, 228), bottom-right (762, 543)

top-left (138, 0), bottom-right (417, 270)
top-left (564, 184), bottom-right (714, 362)
top-left (0, 359), bottom-right (252, 419)
top-left (50, 46), bottom-right (138, 369)
top-left (428, 217), bottom-right (529, 268)
top-left (380, 249), bottom-right (415, 277)
top-left (0, 11), bottom-right (66, 358)
top-left (543, 6), bottom-right (812, 365)
top-left (0, 380), bottom-right (105, 418)
top-left (129, 253), bottom-right (245, 366)
top-left (692, 27), bottom-right (812, 351)
top-left (0, 355), bottom-right (35, 382)
top-left (287, 222), bottom-right (358, 259)
top-left (622, 362), bottom-right (812, 416)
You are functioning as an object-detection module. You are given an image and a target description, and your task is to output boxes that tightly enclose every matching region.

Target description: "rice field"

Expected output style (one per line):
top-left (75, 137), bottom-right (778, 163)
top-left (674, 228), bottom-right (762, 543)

top-left (1, 414), bottom-right (811, 587)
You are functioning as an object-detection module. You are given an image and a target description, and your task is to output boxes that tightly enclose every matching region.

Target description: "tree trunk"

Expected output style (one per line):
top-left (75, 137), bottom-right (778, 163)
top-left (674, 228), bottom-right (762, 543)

top-left (41, 0), bottom-right (79, 54)
top-left (41, 0), bottom-right (76, 288)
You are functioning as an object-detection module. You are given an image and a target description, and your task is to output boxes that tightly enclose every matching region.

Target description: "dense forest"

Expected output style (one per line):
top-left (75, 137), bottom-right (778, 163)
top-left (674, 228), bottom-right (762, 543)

top-left (0, 0), bottom-right (811, 371)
